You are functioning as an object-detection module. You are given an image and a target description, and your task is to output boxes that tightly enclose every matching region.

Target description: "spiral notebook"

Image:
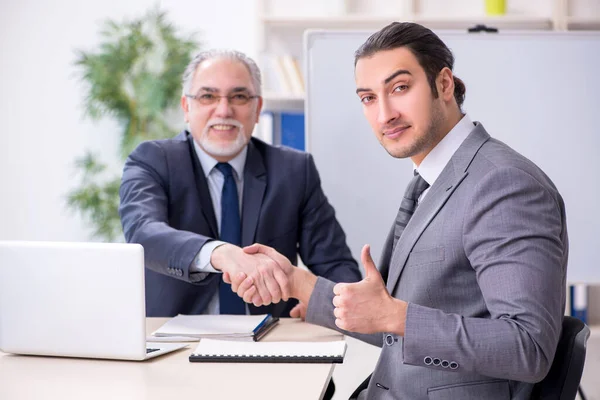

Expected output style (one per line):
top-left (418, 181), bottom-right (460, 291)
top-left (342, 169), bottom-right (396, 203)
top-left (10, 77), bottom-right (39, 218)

top-left (189, 339), bottom-right (347, 363)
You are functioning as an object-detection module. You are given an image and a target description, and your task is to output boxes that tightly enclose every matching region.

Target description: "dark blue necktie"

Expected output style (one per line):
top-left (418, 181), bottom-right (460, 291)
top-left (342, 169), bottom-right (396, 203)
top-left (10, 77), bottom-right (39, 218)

top-left (215, 163), bottom-right (246, 315)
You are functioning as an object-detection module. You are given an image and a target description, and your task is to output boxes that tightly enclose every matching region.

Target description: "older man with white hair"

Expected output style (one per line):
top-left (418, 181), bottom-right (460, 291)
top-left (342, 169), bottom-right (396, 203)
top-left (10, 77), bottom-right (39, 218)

top-left (119, 49), bottom-right (361, 320)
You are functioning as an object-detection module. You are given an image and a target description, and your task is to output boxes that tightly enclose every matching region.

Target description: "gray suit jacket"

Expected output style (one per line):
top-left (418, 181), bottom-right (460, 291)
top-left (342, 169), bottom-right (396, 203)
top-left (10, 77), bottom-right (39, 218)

top-left (119, 131), bottom-right (361, 317)
top-left (306, 123), bottom-right (568, 400)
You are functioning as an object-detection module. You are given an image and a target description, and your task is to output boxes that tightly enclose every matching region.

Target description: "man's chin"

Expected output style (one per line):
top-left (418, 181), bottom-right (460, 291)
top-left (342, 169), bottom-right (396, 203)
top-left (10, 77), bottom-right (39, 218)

top-left (201, 140), bottom-right (246, 158)
top-left (381, 143), bottom-right (415, 160)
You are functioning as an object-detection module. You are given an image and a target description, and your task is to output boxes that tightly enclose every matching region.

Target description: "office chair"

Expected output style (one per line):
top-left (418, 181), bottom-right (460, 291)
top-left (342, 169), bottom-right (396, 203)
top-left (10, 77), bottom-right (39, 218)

top-left (531, 316), bottom-right (590, 400)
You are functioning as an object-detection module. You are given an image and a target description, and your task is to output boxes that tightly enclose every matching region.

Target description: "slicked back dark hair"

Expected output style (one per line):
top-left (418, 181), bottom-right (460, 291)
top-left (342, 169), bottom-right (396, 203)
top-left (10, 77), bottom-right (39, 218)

top-left (355, 22), bottom-right (466, 108)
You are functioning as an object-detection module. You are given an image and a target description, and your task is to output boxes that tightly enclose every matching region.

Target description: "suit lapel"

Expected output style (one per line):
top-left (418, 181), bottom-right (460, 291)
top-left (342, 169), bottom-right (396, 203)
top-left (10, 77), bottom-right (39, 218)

top-left (186, 133), bottom-right (219, 237)
top-left (241, 140), bottom-right (267, 246)
top-left (386, 167), bottom-right (466, 293)
top-left (386, 123), bottom-right (491, 293)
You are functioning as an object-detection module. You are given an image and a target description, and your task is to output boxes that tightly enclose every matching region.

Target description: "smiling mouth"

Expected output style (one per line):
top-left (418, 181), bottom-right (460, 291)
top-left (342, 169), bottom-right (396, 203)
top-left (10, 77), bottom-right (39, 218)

top-left (210, 124), bottom-right (237, 131)
top-left (383, 125), bottom-right (410, 138)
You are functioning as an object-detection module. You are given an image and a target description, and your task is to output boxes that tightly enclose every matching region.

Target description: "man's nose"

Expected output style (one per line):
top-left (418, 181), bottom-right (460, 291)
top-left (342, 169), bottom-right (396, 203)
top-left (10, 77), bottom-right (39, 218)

top-left (213, 96), bottom-right (233, 118)
top-left (377, 97), bottom-right (399, 126)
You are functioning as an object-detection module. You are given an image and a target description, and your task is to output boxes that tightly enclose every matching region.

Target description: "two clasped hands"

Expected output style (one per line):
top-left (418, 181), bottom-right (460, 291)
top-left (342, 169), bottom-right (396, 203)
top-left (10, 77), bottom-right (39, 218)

top-left (211, 243), bottom-right (408, 336)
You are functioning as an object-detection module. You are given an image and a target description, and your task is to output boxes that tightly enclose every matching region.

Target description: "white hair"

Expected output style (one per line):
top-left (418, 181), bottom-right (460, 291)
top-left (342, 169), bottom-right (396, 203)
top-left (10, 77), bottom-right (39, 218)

top-left (181, 49), bottom-right (262, 96)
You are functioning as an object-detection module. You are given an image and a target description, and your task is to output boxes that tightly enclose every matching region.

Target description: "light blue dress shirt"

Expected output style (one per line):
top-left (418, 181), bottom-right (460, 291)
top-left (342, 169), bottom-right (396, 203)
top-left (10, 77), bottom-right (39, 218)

top-left (190, 139), bottom-right (248, 314)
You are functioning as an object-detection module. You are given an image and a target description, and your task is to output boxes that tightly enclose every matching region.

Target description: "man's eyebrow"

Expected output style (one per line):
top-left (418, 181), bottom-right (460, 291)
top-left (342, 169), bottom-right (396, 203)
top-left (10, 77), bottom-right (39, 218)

top-left (197, 87), bottom-right (217, 93)
top-left (197, 86), bottom-right (251, 93)
top-left (384, 69), bottom-right (412, 85)
top-left (230, 87), bottom-right (251, 93)
top-left (356, 69), bottom-right (413, 94)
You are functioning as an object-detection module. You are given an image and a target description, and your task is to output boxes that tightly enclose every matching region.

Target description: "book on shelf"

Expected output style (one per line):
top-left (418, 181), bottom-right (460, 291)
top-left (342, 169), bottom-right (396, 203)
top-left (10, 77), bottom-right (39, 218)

top-left (150, 314), bottom-right (279, 342)
top-left (280, 55), bottom-right (305, 95)
top-left (263, 54), bottom-right (305, 97)
top-left (261, 111), bottom-right (305, 150)
top-left (256, 111), bottom-right (274, 144)
top-left (272, 55), bottom-right (295, 95)
top-left (280, 112), bottom-right (305, 150)
top-left (570, 284), bottom-right (588, 324)
top-left (189, 338), bottom-right (347, 363)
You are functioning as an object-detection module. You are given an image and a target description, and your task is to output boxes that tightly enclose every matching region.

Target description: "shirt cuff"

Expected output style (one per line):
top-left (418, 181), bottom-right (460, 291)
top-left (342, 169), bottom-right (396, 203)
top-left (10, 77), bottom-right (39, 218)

top-left (190, 241), bottom-right (227, 273)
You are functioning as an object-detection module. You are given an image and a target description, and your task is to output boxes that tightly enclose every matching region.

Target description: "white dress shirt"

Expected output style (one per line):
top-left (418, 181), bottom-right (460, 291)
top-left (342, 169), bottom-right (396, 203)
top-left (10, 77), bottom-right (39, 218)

top-left (415, 114), bottom-right (474, 201)
top-left (189, 140), bottom-right (248, 314)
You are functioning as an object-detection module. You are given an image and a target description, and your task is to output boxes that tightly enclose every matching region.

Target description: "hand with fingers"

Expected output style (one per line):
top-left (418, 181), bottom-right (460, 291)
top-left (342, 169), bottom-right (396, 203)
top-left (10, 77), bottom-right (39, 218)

top-left (333, 244), bottom-right (408, 335)
top-left (211, 243), bottom-right (292, 307)
top-left (290, 301), bottom-right (308, 320)
top-left (237, 243), bottom-right (318, 309)
top-left (227, 243), bottom-right (294, 305)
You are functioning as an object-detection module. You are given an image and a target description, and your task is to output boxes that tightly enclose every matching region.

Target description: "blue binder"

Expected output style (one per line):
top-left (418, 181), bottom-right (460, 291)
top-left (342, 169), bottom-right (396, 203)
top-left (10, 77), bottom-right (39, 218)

top-left (279, 112), bottom-right (305, 151)
top-left (570, 284), bottom-right (588, 324)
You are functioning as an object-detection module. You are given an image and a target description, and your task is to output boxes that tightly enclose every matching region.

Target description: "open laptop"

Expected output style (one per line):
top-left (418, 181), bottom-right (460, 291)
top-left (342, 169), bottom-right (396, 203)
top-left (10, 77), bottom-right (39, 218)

top-left (0, 241), bottom-right (187, 360)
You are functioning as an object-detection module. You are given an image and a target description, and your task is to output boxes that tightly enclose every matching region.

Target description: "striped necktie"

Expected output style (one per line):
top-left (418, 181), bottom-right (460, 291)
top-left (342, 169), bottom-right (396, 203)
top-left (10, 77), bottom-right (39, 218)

top-left (392, 171), bottom-right (430, 250)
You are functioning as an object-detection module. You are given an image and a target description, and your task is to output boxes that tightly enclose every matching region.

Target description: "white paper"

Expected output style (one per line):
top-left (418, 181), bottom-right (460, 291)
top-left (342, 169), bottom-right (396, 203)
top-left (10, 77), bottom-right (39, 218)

top-left (151, 314), bottom-right (270, 339)
top-left (192, 339), bottom-right (347, 358)
top-left (145, 335), bottom-right (199, 342)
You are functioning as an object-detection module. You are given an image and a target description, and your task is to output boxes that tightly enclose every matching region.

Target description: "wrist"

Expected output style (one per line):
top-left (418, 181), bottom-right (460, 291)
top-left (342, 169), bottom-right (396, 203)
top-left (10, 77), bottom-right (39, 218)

top-left (210, 243), bottom-right (236, 271)
top-left (289, 267), bottom-right (317, 303)
top-left (387, 299), bottom-right (408, 336)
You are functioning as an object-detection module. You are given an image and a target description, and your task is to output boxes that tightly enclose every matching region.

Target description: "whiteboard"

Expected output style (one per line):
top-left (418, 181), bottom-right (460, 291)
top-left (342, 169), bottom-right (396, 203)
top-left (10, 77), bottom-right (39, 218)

top-left (305, 30), bottom-right (600, 283)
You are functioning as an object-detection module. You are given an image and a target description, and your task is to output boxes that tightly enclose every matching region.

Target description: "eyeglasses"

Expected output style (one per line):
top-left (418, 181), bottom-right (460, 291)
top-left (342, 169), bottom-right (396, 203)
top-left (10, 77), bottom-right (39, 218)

top-left (185, 93), bottom-right (260, 106)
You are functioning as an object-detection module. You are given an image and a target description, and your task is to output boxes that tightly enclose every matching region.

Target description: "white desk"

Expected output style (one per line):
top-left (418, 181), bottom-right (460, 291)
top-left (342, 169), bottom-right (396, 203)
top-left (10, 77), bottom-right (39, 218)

top-left (0, 318), bottom-right (343, 400)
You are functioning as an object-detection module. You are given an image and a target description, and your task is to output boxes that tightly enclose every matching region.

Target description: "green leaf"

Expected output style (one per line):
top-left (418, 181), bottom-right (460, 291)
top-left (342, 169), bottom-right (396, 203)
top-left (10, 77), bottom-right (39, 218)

top-left (68, 6), bottom-right (201, 240)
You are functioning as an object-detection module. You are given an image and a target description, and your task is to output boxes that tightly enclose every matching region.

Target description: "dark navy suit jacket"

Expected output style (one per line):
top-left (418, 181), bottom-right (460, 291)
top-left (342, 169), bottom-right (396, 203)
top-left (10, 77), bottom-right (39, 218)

top-left (119, 131), bottom-right (361, 317)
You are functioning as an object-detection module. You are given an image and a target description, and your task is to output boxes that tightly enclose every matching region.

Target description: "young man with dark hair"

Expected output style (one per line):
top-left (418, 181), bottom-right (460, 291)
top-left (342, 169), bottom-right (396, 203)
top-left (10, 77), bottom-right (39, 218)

top-left (241, 22), bottom-right (567, 400)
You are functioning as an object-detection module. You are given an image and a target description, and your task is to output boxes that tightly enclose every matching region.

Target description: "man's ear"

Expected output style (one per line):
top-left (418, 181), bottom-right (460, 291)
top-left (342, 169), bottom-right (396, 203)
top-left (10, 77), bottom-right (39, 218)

top-left (181, 95), bottom-right (190, 122)
top-left (254, 96), bottom-right (263, 121)
top-left (437, 67), bottom-right (455, 101)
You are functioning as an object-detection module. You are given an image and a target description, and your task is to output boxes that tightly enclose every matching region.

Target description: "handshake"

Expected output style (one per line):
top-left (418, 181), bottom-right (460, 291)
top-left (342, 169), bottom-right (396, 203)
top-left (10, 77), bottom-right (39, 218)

top-left (211, 243), bottom-right (310, 318)
top-left (212, 242), bottom-right (404, 336)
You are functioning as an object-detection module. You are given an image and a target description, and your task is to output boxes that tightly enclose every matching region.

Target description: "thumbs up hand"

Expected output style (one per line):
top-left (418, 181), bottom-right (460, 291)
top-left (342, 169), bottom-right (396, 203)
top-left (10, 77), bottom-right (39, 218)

top-left (332, 244), bottom-right (408, 335)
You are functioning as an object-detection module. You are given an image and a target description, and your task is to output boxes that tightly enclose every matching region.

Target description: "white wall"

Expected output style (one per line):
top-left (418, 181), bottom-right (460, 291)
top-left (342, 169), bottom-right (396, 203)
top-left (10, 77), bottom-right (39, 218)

top-left (1, 0), bottom-right (596, 243)
top-left (0, 0), bottom-right (258, 241)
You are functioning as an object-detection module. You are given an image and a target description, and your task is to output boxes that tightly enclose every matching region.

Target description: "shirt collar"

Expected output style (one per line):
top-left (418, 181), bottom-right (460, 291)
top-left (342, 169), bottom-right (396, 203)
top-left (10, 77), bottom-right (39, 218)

top-left (415, 114), bottom-right (474, 186)
top-left (193, 139), bottom-right (248, 180)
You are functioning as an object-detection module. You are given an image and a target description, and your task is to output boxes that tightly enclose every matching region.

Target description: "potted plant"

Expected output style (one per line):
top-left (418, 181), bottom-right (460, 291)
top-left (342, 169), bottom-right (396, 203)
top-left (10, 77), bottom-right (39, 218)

top-left (68, 7), bottom-right (199, 240)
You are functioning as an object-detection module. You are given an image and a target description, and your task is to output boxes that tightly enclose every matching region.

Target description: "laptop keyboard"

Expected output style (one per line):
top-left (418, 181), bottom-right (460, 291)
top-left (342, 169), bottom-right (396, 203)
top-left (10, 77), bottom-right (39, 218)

top-left (146, 348), bottom-right (160, 354)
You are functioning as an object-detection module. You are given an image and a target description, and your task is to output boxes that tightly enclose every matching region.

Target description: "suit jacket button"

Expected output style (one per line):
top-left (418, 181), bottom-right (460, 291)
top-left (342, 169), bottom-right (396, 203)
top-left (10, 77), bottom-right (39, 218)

top-left (433, 358), bottom-right (441, 366)
top-left (450, 361), bottom-right (459, 369)
top-left (441, 360), bottom-right (450, 368)
top-left (177, 270), bottom-right (183, 277)
top-left (424, 356), bottom-right (433, 365)
top-left (385, 334), bottom-right (395, 346)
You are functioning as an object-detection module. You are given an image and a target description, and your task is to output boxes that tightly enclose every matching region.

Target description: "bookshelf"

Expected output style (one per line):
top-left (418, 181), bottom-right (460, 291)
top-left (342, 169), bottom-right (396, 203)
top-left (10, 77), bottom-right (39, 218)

top-left (261, 14), bottom-right (554, 30)
top-left (567, 16), bottom-right (600, 30)
top-left (256, 0), bottom-right (600, 112)
top-left (262, 93), bottom-right (304, 112)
